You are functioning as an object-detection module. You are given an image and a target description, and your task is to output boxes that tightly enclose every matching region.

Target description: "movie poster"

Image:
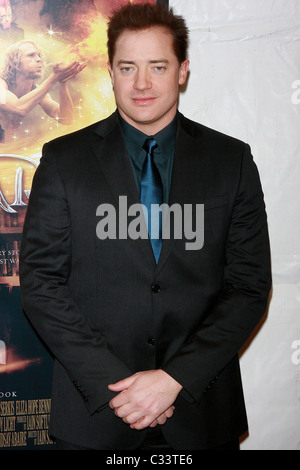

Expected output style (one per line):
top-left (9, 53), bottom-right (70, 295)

top-left (0, 0), bottom-right (160, 450)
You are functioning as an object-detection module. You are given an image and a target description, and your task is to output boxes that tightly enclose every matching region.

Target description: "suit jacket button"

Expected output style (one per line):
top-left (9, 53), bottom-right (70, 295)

top-left (148, 338), bottom-right (155, 346)
top-left (151, 284), bottom-right (160, 293)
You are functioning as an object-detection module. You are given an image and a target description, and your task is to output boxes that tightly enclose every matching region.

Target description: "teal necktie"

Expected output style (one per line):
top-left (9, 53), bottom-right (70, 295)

top-left (140, 138), bottom-right (163, 263)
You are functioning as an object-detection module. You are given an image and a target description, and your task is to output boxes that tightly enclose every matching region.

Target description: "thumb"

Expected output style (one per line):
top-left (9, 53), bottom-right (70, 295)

top-left (108, 374), bottom-right (136, 392)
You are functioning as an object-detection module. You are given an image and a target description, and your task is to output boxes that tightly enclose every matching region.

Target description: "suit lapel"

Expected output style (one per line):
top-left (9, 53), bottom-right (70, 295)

top-left (91, 112), bottom-right (155, 265)
top-left (92, 113), bottom-right (139, 207)
top-left (156, 114), bottom-right (206, 273)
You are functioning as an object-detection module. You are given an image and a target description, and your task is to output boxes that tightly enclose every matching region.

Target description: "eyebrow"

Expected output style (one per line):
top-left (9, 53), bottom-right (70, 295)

top-left (117, 59), bottom-right (169, 66)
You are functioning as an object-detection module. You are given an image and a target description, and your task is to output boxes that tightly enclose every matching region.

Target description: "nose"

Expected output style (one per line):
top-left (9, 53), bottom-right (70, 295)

top-left (133, 68), bottom-right (151, 91)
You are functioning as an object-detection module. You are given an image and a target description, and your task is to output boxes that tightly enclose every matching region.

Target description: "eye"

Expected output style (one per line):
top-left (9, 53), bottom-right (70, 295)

top-left (120, 66), bottom-right (133, 73)
top-left (154, 66), bottom-right (166, 73)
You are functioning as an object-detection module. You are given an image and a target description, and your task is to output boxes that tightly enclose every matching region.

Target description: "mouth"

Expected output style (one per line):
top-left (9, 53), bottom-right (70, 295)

top-left (131, 97), bottom-right (157, 106)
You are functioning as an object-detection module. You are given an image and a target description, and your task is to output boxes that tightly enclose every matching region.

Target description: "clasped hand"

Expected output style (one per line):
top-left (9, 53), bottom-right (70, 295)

top-left (108, 369), bottom-right (182, 430)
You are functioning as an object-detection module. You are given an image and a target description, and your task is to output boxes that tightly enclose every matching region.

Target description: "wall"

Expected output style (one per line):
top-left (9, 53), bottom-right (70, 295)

top-left (171, 0), bottom-right (300, 450)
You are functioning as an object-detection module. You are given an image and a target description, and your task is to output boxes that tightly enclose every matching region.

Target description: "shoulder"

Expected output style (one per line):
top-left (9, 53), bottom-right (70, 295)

top-left (178, 112), bottom-right (247, 152)
top-left (43, 122), bottom-right (100, 154)
top-left (41, 112), bottom-right (118, 163)
top-left (44, 112), bottom-right (118, 150)
top-left (177, 113), bottom-right (253, 173)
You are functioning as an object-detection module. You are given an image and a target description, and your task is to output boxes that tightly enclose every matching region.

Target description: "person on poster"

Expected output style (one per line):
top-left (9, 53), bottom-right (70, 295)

top-left (20, 3), bottom-right (272, 450)
top-left (0, 0), bottom-right (11, 30)
top-left (0, 0), bottom-right (24, 44)
top-left (0, 40), bottom-right (86, 141)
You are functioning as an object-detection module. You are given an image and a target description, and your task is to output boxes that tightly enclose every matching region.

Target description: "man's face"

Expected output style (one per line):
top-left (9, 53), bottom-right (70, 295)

top-left (0, 5), bottom-right (12, 30)
top-left (18, 43), bottom-right (43, 80)
top-left (108, 27), bottom-right (189, 135)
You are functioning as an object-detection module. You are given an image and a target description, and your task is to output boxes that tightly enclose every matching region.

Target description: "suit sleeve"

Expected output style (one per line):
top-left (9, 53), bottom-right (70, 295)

top-left (19, 145), bottom-right (132, 415)
top-left (162, 144), bottom-right (272, 403)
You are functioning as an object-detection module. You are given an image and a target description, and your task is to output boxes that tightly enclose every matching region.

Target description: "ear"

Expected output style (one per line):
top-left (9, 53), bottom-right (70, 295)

top-left (178, 59), bottom-right (190, 86)
top-left (107, 62), bottom-right (114, 86)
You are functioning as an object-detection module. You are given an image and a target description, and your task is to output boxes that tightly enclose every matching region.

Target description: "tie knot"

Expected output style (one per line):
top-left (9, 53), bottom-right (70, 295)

top-left (143, 138), bottom-right (157, 155)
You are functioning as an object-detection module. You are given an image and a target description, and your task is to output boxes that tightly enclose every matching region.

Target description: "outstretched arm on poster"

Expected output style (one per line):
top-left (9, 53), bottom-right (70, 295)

top-left (38, 62), bottom-right (87, 124)
top-left (0, 61), bottom-right (86, 125)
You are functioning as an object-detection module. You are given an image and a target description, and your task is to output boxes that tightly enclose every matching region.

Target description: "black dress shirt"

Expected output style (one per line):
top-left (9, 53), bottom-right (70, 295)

top-left (118, 111), bottom-right (178, 204)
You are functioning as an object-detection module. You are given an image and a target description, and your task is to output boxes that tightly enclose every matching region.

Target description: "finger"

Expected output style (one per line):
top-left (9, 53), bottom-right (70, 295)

top-left (60, 64), bottom-right (79, 76)
top-left (155, 414), bottom-right (167, 426)
top-left (56, 62), bottom-right (78, 75)
top-left (155, 409), bottom-right (173, 425)
top-left (164, 406), bottom-right (175, 418)
top-left (109, 385), bottom-right (134, 409)
top-left (149, 419), bottom-right (158, 428)
top-left (54, 62), bottom-right (71, 71)
top-left (53, 61), bottom-right (63, 69)
top-left (62, 61), bottom-right (78, 70)
top-left (108, 374), bottom-right (136, 392)
top-left (112, 403), bottom-right (145, 426)
top-left (108, 381), bottom-right (127, 392)
top-left (149, 406), bottom-right (175, 428)
top-left (122, 411), bottom-right (144, 425)
top-left (113, 402), bottom-right (134, 419)
top-left (130, 415), bottom-right (155, 430)
top-left (78, 62), bottom-right (88, 71)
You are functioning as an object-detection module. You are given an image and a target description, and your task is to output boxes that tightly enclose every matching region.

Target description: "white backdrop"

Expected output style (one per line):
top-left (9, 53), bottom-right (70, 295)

top-left (170, 0), bottom-right (300, 450)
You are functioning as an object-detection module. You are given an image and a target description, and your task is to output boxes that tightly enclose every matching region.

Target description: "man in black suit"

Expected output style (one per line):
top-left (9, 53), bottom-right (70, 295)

top-left (19, 3), bottom-right (271, 450)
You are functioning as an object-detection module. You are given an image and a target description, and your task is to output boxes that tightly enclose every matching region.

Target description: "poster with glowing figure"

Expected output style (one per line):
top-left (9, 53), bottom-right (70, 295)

top-left (0, 0), bottom-right (157, 450)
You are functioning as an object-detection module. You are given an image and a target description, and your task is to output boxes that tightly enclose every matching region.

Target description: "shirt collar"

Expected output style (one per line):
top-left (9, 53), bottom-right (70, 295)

top-left (117, 110), bottom-right (178, 162)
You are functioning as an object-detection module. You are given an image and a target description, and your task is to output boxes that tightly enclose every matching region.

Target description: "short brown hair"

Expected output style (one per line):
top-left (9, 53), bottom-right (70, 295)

top-left (107, 3), bottom-right (189, 65)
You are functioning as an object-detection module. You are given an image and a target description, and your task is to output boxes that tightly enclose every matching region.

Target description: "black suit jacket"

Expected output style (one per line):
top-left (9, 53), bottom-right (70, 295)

top-left (20, 111), bottom-right (271, 450)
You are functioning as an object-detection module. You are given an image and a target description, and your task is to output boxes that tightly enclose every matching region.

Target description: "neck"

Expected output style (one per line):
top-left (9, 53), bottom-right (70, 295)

top-left (118, 107), bottom-right (178, 136)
